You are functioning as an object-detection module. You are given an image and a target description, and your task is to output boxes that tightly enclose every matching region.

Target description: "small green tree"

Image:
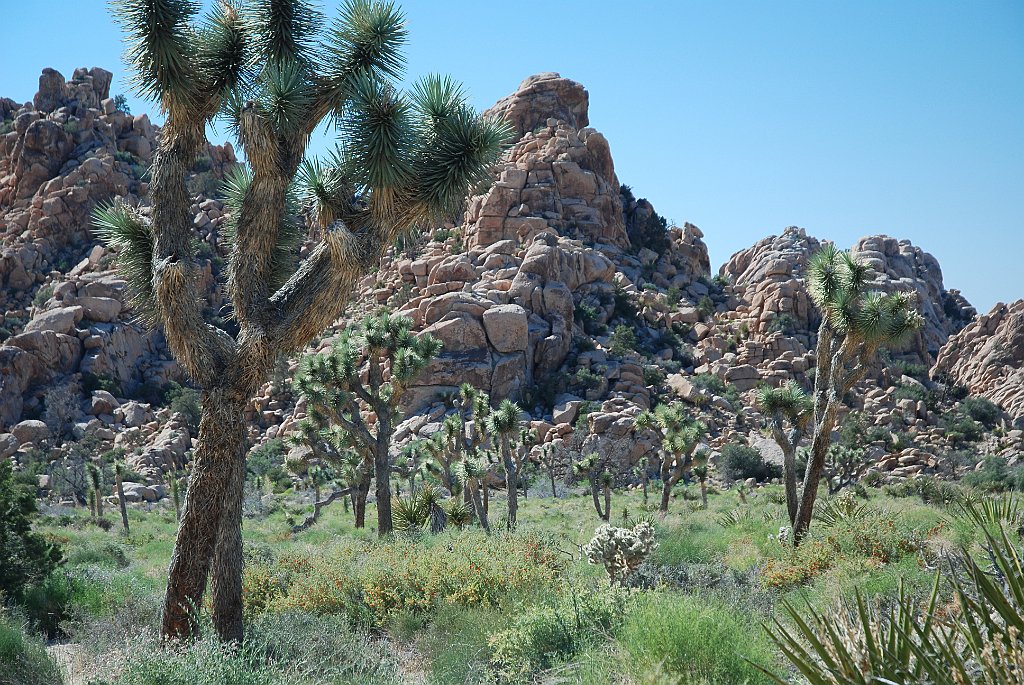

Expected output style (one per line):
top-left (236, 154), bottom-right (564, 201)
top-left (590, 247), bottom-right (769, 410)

top-left (634, 401), bottom-right (705, 513)
top-left (793, 245), bottom-right (923, 543)
top-left (0, 461), bottom-right (63, 600)
top-left (756, 380), bottom-right (813, 525)
top-left (488, 400), bottom-right (530, 530)
top-left (294, 312), bottom-right (440, 536)
top-left (538, 442), bottom-right (560, 498)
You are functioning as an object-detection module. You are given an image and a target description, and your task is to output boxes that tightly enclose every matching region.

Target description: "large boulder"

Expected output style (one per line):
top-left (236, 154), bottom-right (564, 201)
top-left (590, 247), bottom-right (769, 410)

top-left (482, 304), bottom-right (529, 353)
top-left (483, 72), bottom-right (589, 138)
top-left (11, 420), bottom-right (50, 444)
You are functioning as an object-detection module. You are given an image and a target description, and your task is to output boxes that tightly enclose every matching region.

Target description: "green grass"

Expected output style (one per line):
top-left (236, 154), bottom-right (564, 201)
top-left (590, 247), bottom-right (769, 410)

top-left (27, 479), bottom-right (995, 685)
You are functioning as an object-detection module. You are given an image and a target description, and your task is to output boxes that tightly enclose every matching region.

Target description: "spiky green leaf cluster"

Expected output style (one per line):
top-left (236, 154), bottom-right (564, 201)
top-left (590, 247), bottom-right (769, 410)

top-left (758, 522), bottom-right (1024, 684)
top-left (756, 380), bottom-right (813, 426)
top-left (93, 200), bottom-right (159, 327)
top-left (808, 246), bottom-right (924, 346)
top-left (636, 401), bottom-right (705, 457)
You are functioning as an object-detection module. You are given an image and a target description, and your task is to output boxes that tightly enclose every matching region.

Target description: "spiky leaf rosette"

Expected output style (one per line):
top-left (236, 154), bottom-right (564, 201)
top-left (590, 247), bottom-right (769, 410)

top-left (807, 246), bottom-right (924, 347)
top-left (93, 200), bottom-right (159, 327)
top-left (757, 380), bottom-right (813, 427)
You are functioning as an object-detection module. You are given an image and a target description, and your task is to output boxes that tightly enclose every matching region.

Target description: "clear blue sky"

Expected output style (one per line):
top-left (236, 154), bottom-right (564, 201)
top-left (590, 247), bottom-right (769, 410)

top-left (3, 1), bottom-right (1022, 311)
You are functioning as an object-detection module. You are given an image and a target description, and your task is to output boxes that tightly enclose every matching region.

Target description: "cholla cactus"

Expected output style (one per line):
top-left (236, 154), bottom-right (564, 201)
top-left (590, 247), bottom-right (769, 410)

top-left (584, 521), bottom-right (658, 586)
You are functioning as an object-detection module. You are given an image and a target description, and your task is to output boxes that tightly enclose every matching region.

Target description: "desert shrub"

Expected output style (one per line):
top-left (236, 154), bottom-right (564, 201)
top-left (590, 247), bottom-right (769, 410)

top-left (81, 372), bottom-right (121, 397)
top-left (608, 324), bottom-right (637, 357)
top-left (618, 592), bottom-right (776, 684)
top-left (962, 455), bottom-right (1024, 492)
top-left (93, 632), bottom-right (281, 685)
top-left (697, 295), bottom-right (715, 320)
top-left (760, 508), bottom-right (922, 589)
top-left (248, 612), bottom-right (399, 685)
top-left (32, 285), bottom-right (54, 308)
top-left (939, 410), bottom-right (984, 445)
top-left (246, 439), bottom-right (290, 491)
top-left (0, 612), bottom-right (62, 685)
top-left (421, 604), bottom-right (505, 685)
top-left (572, 367), bottom-right (604, 392)
top-left (488, 585), bottom-right (629, 681)
top-left (719, 443), bottom-right (781, 483)
top-left (691, 373), bottom-right (739, 404)
top-left (960, 396), bottom-right (1001, 429)
top-left (763, 313), bottom-right (796, 336)
top-left (163, 381), bottom-right (202, 431)
top-left (244, 532), bottom-right (563, 627)
top-left (0, 461), bottom-right (63, 604)
top-left (584, 522), bottom-right (657, 586)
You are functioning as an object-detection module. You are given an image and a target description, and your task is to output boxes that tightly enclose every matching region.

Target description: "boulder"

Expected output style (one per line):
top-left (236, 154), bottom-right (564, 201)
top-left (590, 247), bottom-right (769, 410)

top-left (482, 304), bottom-right (529, 353)
top-left (23, 306), bottom-right (83, 335)
top-left (11, 420), bottom-right (50, 444)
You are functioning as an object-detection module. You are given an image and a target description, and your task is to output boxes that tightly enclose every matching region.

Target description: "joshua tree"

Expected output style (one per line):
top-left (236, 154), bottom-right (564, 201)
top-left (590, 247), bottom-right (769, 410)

top-left (488, 399), bottom-right (529, 530)
top-left (538, 442), bottom-right (560, 497)
top-left (756, 380), bottom-right (813, 525)
top-left (425, 384), bottom-right (493, 525)
top-left (574, 453), bottom-right (611, 521)
top-left (294, 312), bottom-right (440, 537)
top-left (634, 402), bottom-right (705, 514)
top-left (790, 245), bottom-right (923, 543)
top-left (98, 0), bottom-right (508, 641)
top-left (114, 461), bottom-right (130, 534)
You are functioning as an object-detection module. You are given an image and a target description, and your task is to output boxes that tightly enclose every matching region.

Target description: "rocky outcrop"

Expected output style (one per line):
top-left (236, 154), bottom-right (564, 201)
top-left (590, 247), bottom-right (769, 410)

top-left (467, 74), bottom-right (628, 250)
top-left (934, 300), bottom-right (1024, 422)
top-left (719, 227), bottom-right (975, 376)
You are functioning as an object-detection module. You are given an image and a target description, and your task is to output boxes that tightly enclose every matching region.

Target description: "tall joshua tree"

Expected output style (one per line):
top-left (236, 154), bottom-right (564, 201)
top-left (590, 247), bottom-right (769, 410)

top-left (634, 402), bottom-right (705, 514)
top-left (789, 245), bottom-right (923, 543)
top-left (756, 380), bottom-right (813, 525)
top-left (294, 311), bottom-right (441, 537)
top-left (96, 0), bottom-right (509, 642)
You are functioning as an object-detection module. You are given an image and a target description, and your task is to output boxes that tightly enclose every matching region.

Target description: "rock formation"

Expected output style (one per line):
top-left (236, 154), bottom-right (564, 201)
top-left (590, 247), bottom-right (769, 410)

top-left (934, 300), bottom-right (1024, 423)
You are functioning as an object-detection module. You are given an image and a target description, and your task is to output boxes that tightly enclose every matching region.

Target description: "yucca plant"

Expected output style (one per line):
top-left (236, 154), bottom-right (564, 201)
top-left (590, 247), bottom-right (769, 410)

top-left (790, 245), bottom-right (923, 543)
top-left (634, 401), bottom-right (706, 514)
top-left (759, 523), bottom-right (1024, 684)
top-left (957, 493), bottom-right (1023, 531)
top-left (98, 0), bottom-right (510, 641)
top-left (814, 490), bottom-right (870, 528)
top-left (293, 311), bottom-right (440, 537)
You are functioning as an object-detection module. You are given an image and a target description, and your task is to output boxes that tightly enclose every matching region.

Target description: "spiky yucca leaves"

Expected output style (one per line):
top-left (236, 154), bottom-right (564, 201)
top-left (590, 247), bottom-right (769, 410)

top-left (756, 380), bottom-right (813, 525)
top-left (759, 523), bottom-right (1024, 684)
top-left (792, 246), bottom-right (924, 544)
top-left (634, 401), bottom-right (706, 514)
top-left (92, 200), bottom-right (158, 326)
top-left (294, 311), bottom-right (439, 537)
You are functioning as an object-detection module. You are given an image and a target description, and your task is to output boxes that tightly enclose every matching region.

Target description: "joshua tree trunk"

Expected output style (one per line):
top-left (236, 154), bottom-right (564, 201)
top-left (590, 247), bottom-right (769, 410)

top-left (602, 482), bottom-right (611, 522)
top-left (589, 479), bottom-right (606, 519)
top-left (354, 479), bottom-right (369, 528)
top-left (793, 400), bottom-right (840, 543)
top-left (291, 488), bottom-right (350, 533)
top-left (162, 389), bottom-right (247, 641)
top-left (114, 469), bottom-right (130, 534)
top-left (374, 442), bottom-right (393, 537)
top-left (659, 480), bottom-right (672, 513)
top-left (501, 443), bottom-right (519, 531)
top-left (468, 477), bottom-right (489, 533)
top-left (699, 479), bottom-right (708, 509)
top-left (549, 469), bottom-right (558, 498)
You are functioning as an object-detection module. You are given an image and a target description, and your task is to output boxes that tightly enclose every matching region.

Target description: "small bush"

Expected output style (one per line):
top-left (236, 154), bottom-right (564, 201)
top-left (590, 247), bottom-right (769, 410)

top-left (618, 592), bottom-right (776, 684)
top-left (0, 612), bottom-right (62, 685)
top-left (0, 461), bottom-right (63, 605)
top-left (583, 522), bottom-right (657, 586)
top-left (164, 381), bottom-right (202, 432)
top-left (488, 585), bottom-right (629, 681)
top-left (960, 396), bottom-right (1001, 429)
top-left (719, 443), bottom-right (781, 483)
top-left (962, 455), bottom-right (1024, 492)
top-left (608, 325), bottom-right (637, 357)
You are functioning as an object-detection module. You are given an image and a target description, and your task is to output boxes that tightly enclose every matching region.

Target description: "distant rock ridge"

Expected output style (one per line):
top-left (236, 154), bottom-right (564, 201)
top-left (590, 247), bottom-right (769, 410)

top-left (934, 300), bottom-right (1024, 423)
